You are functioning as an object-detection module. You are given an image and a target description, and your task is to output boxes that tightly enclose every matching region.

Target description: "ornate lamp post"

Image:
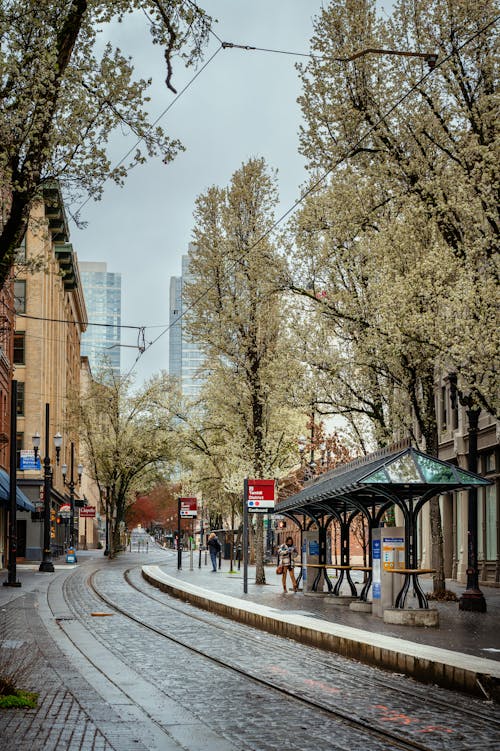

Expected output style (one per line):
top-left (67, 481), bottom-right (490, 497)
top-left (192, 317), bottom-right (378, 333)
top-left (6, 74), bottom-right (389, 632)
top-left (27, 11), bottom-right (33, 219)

top-left (33, 404), bottom-right (61, 573)
top-left (61, 442), bottom-right (83, 549)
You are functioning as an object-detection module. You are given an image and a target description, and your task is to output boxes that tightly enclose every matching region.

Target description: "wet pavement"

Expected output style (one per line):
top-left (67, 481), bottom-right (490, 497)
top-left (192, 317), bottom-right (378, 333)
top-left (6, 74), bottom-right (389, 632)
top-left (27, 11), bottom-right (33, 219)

top-left (159, 548), bottom-right (500, 660)
top-left (0, 546), bottom-right (499, 751)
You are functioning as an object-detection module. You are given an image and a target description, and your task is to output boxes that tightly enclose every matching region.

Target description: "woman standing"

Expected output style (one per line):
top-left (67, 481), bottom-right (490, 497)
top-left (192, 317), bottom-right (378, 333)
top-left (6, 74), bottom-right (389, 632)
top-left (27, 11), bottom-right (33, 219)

top-left (277, 536), bottom-right (298, 592)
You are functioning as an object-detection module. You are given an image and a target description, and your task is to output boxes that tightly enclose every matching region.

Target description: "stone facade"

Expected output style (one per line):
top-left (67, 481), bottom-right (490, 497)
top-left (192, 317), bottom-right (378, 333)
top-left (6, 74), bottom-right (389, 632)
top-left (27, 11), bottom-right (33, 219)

top-left (14, 185), bottom-right (87, 561)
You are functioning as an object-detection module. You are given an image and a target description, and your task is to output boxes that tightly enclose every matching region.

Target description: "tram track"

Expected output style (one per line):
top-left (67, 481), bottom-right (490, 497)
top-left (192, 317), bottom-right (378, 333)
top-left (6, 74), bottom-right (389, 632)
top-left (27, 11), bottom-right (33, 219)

top-left (124, 564), bottom-right (500, 724)
top-left (75, 564), bottom-right (498, 751)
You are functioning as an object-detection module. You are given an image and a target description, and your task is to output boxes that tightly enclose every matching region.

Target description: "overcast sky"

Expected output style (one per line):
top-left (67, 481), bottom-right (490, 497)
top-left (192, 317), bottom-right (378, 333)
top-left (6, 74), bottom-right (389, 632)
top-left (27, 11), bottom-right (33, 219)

top-left (71, 1), bottom-right (390, 386)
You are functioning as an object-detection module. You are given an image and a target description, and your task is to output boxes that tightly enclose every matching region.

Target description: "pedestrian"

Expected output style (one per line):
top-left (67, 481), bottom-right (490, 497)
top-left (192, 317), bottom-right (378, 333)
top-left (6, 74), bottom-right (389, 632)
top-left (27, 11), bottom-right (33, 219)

top-left (207, 532), bottom-right (221, 572)
top-left (276, 536), bottom-right (298, 592)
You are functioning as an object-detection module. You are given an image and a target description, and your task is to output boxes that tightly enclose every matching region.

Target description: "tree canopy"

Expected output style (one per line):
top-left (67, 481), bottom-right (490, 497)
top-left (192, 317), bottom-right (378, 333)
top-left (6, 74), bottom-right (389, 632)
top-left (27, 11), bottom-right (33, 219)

top-left (0, 0), bottom-right (211, 286)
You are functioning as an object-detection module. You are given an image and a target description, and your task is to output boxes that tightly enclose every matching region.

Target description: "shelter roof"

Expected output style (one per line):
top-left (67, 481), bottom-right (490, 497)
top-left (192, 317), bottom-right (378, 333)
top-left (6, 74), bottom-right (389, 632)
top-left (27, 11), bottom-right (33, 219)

top-left (276, 441), bottom-right (489, 517)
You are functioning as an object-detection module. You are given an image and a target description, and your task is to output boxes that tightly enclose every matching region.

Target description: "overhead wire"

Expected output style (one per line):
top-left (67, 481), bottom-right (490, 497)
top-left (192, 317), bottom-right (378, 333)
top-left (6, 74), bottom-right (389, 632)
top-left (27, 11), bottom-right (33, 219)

top-left (121, 13), bottom-right (499, 379)
top-left (74, 42), bottom-right (223, 217)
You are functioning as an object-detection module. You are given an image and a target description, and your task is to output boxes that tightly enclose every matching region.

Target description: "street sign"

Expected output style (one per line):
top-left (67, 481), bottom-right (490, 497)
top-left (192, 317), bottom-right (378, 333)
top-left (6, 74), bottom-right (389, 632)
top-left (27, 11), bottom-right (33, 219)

top-left (180, 497), bottom-right (197, 517)
top-left (79, 506), bottom-right (96, 518)
top-left (19, 450), bottom-right (41, 471)
top-left (247, 479), bottom-right (275, 512)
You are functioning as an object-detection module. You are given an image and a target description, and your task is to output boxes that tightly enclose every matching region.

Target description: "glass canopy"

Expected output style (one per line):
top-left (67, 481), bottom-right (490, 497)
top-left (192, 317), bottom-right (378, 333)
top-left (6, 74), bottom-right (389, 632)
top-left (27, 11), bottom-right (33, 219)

top-left (359, 449), bottom-right (486, 486)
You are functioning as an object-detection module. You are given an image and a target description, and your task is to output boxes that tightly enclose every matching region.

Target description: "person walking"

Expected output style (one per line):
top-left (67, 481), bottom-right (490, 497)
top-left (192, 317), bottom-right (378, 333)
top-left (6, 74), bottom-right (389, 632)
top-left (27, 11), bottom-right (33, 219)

top-left (207, 532), bottom-right (221, 572)
top-left (277, 536), bottom-right (298, 592)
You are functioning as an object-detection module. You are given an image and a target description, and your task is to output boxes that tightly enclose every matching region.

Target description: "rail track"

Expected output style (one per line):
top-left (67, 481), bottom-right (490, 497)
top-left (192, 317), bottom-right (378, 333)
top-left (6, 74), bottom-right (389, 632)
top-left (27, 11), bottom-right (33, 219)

top-left (59, 562), bottom-right (499, 751)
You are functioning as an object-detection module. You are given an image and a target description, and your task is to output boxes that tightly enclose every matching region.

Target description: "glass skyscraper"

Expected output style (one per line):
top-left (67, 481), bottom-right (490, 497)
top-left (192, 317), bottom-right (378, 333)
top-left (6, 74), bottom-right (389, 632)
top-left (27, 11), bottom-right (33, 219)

top-left (79, 261), bottom-right (122, 375)
top-left (169, 250), bottom-right (206, 400)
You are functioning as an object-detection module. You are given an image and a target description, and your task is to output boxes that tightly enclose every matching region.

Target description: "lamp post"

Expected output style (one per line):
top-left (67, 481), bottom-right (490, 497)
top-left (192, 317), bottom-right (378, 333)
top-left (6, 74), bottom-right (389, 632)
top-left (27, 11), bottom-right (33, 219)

top-left (33, 404), bottom-right (61, 573)
top-left (448, 375), bottom-right (487, 612)
top-left (198, 501), bottom-right (204, 568)
top-left (3, 380), bottom-right (21, 588)
top-left (61, 442), bottom-right (83, 550)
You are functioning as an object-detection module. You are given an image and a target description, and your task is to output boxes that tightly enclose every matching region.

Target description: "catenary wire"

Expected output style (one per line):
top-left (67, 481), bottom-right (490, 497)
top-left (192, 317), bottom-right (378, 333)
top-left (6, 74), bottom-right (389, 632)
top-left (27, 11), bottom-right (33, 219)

top-left (121, 14), bottom-right (499, 380)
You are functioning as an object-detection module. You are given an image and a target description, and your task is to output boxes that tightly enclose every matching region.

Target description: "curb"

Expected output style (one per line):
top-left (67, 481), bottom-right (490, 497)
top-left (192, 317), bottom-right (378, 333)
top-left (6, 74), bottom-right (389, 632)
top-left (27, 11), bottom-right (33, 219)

top-left (142, 564), bottom-right (500, 701)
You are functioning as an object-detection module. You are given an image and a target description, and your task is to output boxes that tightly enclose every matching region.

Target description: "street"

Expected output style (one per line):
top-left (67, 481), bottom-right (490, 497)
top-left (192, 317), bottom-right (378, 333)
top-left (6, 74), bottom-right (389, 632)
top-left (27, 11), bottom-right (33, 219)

top-left (1, 546), bottom-right (499, 751)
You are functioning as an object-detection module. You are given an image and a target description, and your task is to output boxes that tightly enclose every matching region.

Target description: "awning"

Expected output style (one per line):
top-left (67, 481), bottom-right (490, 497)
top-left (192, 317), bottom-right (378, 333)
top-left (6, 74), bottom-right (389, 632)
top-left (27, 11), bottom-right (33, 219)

top-left (0, 468), bottom-right (36, 512)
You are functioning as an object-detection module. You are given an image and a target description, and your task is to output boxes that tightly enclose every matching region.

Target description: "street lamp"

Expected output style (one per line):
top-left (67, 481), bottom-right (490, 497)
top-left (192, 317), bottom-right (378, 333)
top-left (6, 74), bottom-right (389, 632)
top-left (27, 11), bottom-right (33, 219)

top-left (61, 442), bottom-right (83, 550)
top-left (33, 404), bottom-right (61, 573)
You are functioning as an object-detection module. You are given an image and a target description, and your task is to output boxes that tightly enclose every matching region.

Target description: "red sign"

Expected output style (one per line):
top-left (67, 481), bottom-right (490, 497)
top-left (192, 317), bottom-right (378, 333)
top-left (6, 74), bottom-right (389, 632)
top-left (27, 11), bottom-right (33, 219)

top-left (79, 506), bottom-right (96, 518)
top-left (247, 479), bottom-right (275, 511)
top-left (180, 497), bottom-right (197, 517)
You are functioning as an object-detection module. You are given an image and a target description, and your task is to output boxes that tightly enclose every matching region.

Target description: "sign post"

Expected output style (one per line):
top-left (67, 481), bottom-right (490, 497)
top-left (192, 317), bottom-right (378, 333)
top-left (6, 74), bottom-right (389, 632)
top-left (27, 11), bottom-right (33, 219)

top-left (177, 498), bottom-right (198, 570)
top-left (243, 479), bottom-right (275, 594)
top-left (243, 479), bottom-right (249, 594)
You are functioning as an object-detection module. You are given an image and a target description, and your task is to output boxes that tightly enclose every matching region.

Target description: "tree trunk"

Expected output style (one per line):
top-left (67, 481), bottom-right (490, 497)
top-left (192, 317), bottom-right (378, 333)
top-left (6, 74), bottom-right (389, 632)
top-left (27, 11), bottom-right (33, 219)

top-left (254, 513), bottom-right (265, 584)
top-left (421, 373), bottom-right (446, 592)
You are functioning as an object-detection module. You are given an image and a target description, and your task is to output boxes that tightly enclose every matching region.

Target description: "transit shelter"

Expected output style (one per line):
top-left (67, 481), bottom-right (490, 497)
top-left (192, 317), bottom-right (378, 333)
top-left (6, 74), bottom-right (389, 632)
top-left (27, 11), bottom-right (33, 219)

top-left (275, 440), bottom-right (490, 610)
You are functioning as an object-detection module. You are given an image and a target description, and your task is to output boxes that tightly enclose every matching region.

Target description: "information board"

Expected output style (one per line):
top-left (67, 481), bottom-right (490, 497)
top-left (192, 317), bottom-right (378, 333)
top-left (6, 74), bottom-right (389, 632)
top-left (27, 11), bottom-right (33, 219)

top-left (180, 497), bottom-right (197, 517)
top-left (247, 479), bottom-right (275, 512)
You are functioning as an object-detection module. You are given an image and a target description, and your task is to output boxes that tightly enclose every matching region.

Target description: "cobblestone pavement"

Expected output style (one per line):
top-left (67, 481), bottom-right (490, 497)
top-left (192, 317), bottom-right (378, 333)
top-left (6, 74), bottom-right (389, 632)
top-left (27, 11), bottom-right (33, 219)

top-left (2, 550), bottom-right (499, 751)
top-left (61, 558), bottom-right (500, 751)
top-left (0, 584), bottom-right (150, 751)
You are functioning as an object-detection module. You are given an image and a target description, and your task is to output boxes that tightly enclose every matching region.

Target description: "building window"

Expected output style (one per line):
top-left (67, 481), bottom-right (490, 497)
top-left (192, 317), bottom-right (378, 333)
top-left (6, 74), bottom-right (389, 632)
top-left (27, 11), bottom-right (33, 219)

top-left (13, 332), bottom-right (25, 364)
top-left (16, 431), bottom-right (24, 468)
top-left (440, 385), bottom-right (448, 430)
top-left (14, 280), bottom-right (26, 313)
top-left (15, 236), bottom-right (26, 263)
top-left (16, 381), bottom-right (25, 416)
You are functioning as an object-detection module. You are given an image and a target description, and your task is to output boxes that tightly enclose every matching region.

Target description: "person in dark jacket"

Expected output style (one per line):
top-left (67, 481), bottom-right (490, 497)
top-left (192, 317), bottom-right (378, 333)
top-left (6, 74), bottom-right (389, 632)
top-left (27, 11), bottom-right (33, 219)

top-left (207, 532), bottom-right (221, 571)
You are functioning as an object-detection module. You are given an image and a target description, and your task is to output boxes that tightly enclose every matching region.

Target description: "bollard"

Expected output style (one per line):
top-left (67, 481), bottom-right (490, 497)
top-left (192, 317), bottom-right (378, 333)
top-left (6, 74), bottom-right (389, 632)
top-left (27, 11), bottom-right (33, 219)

top-left (204, 549), bottom-right (208, 566)
top-left (237, 545), bottom-right (241, 571)
top-left (189, 540), bottom-right (194, 571)
top-left (218, 550), bottom-right (222, 570)
top-left (198, 546), bottom-right (202, 568)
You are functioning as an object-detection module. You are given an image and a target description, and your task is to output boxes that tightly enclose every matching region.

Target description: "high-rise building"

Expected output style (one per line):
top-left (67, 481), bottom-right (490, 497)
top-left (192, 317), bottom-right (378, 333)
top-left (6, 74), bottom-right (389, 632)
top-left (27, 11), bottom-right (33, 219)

top-left (169, 250), bottom-right (206, 400)
top-left (79, 262), bottom-right (121, 375)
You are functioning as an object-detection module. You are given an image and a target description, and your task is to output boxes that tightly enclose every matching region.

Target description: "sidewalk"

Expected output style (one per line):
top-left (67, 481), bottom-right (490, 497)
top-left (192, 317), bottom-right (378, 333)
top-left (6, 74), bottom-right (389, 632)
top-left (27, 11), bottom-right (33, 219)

top-left (0, 550), bottom-right (101, 607)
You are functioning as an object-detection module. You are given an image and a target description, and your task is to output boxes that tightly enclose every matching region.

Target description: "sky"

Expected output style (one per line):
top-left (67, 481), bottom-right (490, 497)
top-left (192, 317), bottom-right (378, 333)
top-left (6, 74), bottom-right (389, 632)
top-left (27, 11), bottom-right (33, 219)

top-left (71, 1), bottom-right (391, 386)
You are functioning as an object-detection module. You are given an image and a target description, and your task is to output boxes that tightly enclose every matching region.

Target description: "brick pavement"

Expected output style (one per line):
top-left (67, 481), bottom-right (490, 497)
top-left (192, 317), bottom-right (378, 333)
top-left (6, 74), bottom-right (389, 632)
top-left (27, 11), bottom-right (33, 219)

top-left (1, 547), bottom-right (499, 751)
top-left (0, 587), bottom-right (151, 751)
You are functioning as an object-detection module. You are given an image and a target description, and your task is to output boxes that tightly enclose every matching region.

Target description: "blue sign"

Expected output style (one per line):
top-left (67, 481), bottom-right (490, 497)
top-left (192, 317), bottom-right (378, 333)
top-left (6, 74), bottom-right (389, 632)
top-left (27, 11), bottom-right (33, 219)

top-left (372, 539), bottom-right (381, 559)
top-left (20, 453), bottom-right (41, 470)
top-left (308, 540), bottom-right (319, 556)
top-left (373, 581), bottom-right (381, 599)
